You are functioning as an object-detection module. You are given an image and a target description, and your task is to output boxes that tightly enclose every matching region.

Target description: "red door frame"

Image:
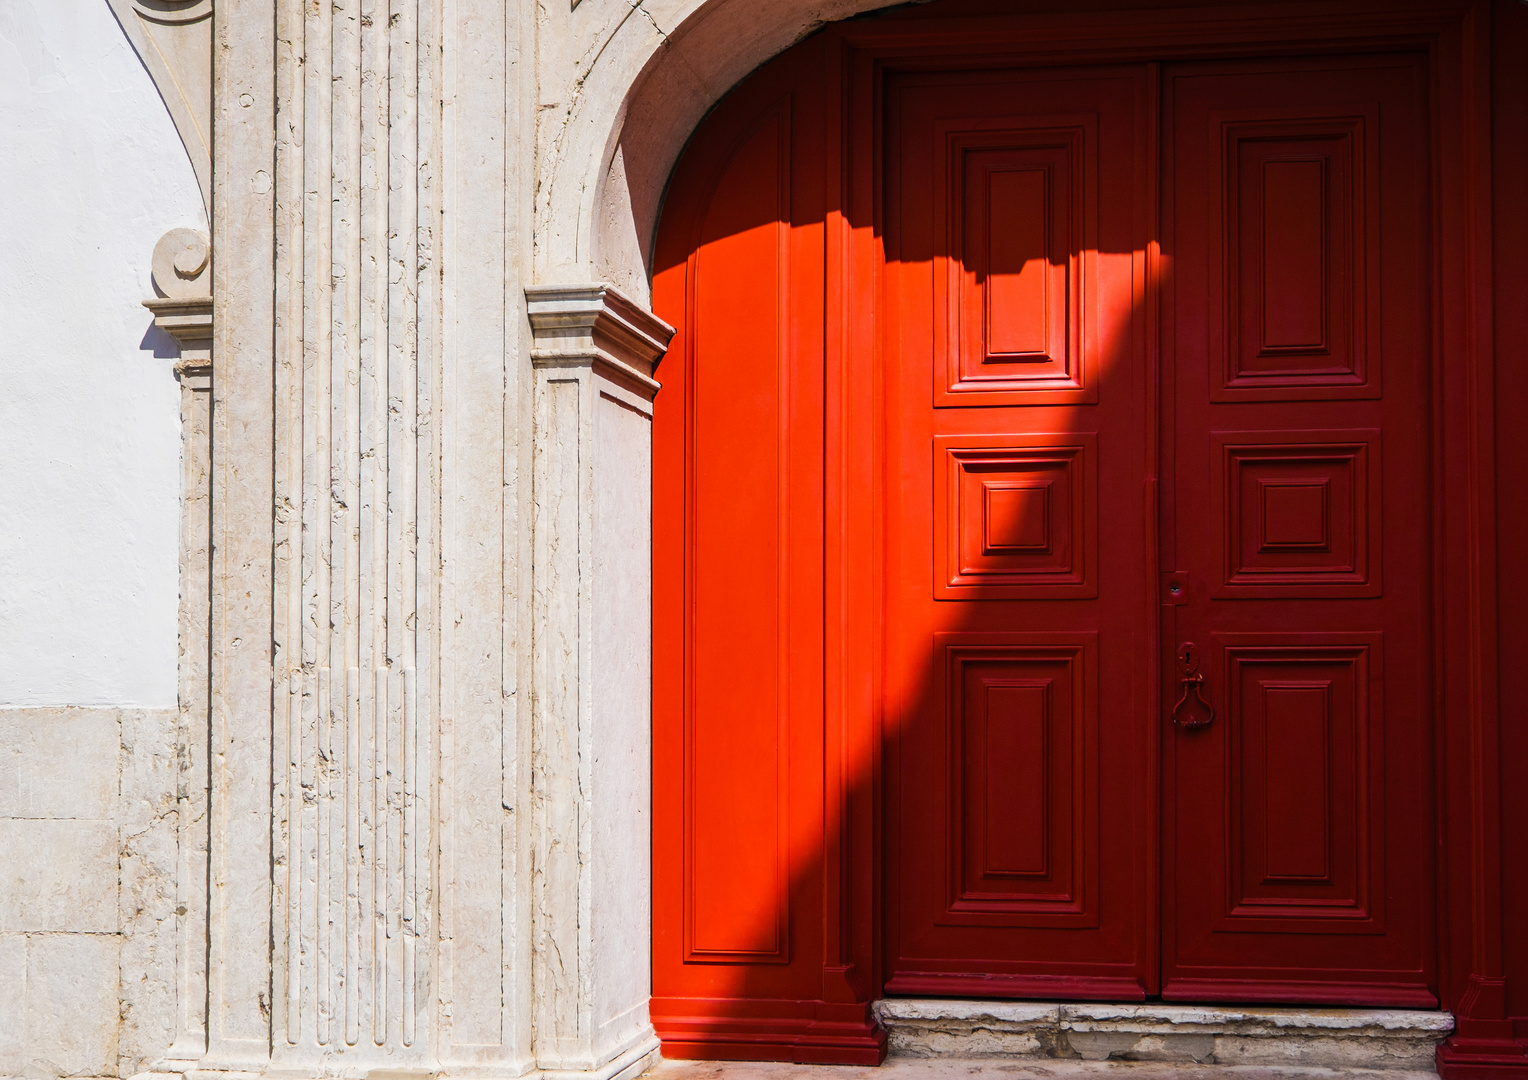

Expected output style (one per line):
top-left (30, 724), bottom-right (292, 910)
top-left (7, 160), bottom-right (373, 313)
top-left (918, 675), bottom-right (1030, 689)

top-left (651, 1), bottom-right (1522, 1073)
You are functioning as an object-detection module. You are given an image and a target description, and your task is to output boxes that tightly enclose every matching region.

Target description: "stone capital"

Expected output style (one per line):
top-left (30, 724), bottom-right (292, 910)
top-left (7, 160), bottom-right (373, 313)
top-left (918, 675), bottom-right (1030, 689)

top-left (525, 283), bottom-right (674, 400)
top-left (143, 227), bottom-right (213, 383)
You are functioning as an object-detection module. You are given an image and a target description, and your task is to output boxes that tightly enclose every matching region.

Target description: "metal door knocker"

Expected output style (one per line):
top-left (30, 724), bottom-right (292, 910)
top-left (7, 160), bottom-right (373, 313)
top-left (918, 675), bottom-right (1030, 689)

top-left (1173, 641), bottom-right (1214, 729)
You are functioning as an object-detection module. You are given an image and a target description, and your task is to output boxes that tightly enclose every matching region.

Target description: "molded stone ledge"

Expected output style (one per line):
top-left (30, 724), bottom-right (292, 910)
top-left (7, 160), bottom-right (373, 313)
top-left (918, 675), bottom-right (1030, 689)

top-left (872, 1000), bottom-right (1455, 1069)
top-left (524, 284), bottom-right (674, 400)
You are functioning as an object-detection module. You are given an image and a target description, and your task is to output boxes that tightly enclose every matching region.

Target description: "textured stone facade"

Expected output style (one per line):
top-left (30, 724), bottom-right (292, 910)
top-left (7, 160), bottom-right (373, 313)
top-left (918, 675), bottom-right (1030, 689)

top-left (6, 3), bottom-right (893, 1079)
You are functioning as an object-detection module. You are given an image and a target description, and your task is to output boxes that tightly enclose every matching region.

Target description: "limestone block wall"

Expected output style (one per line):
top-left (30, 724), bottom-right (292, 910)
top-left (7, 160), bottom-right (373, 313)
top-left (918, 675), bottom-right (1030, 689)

top-left (0, 2), bottom-right (205, 1077)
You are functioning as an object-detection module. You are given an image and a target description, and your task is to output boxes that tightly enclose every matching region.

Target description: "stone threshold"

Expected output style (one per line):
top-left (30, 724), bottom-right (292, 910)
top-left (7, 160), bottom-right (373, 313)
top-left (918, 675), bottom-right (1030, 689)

top-left (647, 1059), bottom-right (1442, 1079)
top-left (873, 1000), bottom-right (1455, 1071)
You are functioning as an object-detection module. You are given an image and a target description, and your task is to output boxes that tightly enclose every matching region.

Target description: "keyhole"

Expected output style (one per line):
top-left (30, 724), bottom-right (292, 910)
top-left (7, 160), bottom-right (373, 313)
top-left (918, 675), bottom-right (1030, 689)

top-left (1178, 641), bottom-right (1200, 672)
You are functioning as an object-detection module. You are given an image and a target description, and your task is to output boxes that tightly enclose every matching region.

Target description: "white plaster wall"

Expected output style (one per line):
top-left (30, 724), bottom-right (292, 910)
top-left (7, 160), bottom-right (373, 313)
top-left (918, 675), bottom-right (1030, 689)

top-left (0, 0), bottom-right (204, 707)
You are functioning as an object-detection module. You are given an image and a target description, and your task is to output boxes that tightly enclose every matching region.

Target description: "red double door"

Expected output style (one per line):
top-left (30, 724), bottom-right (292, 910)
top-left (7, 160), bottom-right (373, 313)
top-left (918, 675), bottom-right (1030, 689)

top-left (653, 45), bottom-right (1437, 1030)
top-left (883, 58), bottom-right (1433, 1005)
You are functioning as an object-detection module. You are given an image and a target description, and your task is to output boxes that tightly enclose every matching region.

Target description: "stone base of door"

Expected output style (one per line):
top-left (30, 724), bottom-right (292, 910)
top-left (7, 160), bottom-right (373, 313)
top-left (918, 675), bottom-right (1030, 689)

top-left (169, 1038), bottom-right (660, 1080)
top-left (874, 1000), bottom-right (1454, 1071)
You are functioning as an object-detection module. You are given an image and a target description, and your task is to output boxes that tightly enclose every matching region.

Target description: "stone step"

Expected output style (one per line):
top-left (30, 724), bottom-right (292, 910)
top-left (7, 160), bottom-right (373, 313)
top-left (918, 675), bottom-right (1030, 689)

top-left (649, 1058), bottom-right (1445, 1080)
top-left (873, 1000), bottom-right (1455, 1071)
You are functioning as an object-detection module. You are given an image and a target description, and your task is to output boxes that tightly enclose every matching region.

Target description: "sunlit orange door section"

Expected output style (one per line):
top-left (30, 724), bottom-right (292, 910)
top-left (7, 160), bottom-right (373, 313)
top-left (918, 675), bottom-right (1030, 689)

top-left (881, 67), bottom-right (1156, 997)
top-left (651, 39), bottom-right (884, 1064)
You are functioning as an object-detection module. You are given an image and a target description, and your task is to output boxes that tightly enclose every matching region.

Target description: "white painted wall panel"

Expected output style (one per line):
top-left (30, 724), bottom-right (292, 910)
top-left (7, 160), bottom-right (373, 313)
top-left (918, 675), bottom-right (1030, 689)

top-left (0, 0), bottom-right (203, 706)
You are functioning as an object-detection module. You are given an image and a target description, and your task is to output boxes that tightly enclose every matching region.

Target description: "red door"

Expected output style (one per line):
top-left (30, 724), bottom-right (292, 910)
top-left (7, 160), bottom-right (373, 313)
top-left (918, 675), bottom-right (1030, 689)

top-left (653, 30), bottom-right (1440, 1057)
top-left (882, 65), bottom-right (1157, 998)
top-left (1159, 55), bottom-right (1435, 1005)
top-left (883, 55), bottom-right (1434, 1003)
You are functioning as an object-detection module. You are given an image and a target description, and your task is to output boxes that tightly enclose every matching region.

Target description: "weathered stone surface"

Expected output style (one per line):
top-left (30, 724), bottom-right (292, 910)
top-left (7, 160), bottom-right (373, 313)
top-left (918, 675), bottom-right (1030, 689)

top-left (872, 1000), bottom-right (1454, 1070)
top-left (0, 704), bottom-right (180, 1078)
top-left (117, 707), bottom-right (183, 1079)
top-left (0, 934), bottom-right (25, 1070)
top-left (20, 933), bottom-right (122, 1078)
top-left (874, 1001), bottom-right (1062, 1058)
top-left (0, 820), bottom-right (119, 933)
top-left (0, 708), bottom-right (118, 820)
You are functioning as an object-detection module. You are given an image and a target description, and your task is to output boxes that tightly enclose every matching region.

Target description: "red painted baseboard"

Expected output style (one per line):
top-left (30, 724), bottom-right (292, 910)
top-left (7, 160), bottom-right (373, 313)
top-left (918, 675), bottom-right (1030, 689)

top-left (883, 972), bottom-right (1146, 1001)
top-left (1437, 1038), bottom-right (1528, 1078)
top-left (651, 998), bottom-right (888, 1066)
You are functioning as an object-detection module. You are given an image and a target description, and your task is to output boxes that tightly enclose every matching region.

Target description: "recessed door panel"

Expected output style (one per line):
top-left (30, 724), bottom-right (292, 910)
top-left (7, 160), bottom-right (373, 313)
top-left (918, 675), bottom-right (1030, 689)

top-left (683, 113), bottom-right (793, 962)
top-left (1213, 430), bottom-right (1380, 596)
top-left (1214, 110), bottom-right (1381, 400)
top-left (1216, 635), bottom-right (1382, 932)
top-left (935, 124), bottom-right (1093, 404)
top-left (938, 634), bottom-right (1096, 924)
top-left (934, 433), bottom-right (1097, 598)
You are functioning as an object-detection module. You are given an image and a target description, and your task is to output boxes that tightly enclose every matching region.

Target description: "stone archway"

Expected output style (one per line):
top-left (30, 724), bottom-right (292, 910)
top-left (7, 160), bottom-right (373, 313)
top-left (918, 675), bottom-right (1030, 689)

top-left (538, 0), bottom-right (896, 298)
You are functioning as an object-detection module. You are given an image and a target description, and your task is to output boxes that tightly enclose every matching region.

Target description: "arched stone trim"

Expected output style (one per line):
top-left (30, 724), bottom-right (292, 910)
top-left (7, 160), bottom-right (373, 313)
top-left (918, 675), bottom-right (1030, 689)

top-left (533, 0), bottom-right (897, 302)
top-left (106, 0), bottom-right (213, 215)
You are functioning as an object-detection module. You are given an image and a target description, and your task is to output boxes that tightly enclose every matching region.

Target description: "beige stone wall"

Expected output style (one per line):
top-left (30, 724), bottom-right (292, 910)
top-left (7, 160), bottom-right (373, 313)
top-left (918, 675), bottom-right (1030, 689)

top-left (0, 707), bottom-right (180, 1080)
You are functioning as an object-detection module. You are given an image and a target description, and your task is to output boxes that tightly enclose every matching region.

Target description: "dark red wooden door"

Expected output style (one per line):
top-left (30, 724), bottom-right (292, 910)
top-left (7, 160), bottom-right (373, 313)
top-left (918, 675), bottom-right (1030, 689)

top-left (885, 55), bottom-right (1435, 1003)
top-left (882, 65), bottom-right (1157, 997)
top-left (1160, 55), bottom-right (1435, 1005)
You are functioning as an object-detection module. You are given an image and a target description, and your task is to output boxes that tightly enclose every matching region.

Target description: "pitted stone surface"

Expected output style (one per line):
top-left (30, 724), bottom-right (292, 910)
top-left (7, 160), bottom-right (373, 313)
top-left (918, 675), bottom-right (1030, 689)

top-left (645, 1058), bottom-right (1442, 1080)
top-left (872, 1001), bottom-right (1453, 1069)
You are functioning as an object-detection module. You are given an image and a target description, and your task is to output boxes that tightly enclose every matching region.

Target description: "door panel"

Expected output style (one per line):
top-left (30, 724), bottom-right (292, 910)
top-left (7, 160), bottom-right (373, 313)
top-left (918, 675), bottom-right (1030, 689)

top-left (1215, 109), bottom-right (1380, 400)
top-left (1161, 56), bottom-right (1434, 1005)
top-left (1211, 430), bottom-right (1380, 597)
top-left (884, 66), bottom-right (1154, 998)
top-left (1215, 635), bottom-right (1381, 930)
top-left (938, 633), bottom-right (1096, 923)
top-left (686, 112), bottom-right (793, 963)
top-left (653, 39), bottom-right (858, 1043)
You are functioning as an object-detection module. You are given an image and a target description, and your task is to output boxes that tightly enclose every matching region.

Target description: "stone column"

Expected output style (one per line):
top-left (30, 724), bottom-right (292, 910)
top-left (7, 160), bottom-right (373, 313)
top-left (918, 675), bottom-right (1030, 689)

top-left (525, 285), bottom-right (672, 1080)
top-left (141, 228), bottom-right (214, 1077)
top-left (204, 0), bottom-right (546, 1074)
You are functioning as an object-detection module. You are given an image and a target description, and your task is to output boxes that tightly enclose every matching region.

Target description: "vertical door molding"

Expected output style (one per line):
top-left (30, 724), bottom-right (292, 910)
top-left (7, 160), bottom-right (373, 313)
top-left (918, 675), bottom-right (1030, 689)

top-left (1430, 3), bottom-right (1527, 1075)
top-left (525, 284), bottom-right (672, 1079)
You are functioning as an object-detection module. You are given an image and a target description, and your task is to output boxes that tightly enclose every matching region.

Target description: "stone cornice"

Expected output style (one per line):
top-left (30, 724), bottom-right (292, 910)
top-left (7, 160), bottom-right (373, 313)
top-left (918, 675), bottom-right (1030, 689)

top-left (143, 296), bottom-right (213, 344)
top-left (525, 283), bottom-right (674, 400)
